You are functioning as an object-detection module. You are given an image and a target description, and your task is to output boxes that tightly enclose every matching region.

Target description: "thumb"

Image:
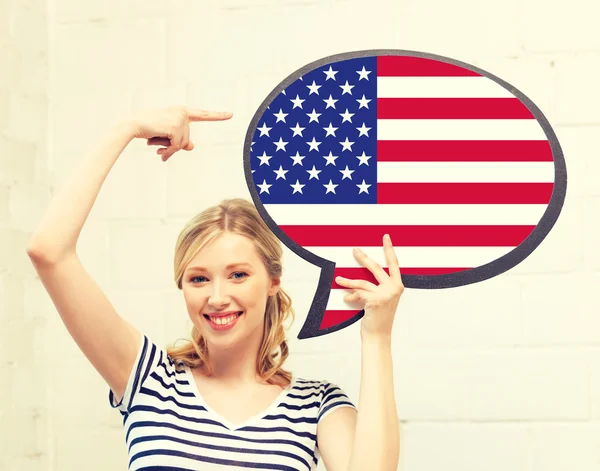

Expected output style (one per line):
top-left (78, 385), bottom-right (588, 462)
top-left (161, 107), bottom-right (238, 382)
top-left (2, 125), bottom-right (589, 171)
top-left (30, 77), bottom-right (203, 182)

top-left (184, 140), bottom-right (195, 151)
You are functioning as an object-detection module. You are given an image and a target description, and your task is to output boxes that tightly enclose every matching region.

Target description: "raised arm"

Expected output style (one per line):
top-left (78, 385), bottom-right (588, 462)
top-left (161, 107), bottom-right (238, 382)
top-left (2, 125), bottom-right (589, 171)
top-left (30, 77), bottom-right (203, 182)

top-left (26, 106), bottom-right (232, 402)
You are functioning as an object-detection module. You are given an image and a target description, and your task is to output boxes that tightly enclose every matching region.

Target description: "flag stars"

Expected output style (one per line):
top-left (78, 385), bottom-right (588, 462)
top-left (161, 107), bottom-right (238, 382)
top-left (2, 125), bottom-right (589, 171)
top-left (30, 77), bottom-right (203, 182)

top-left (357, 123), bottom-right (371, 137)
top-left (274, 137), bottom-right (288, 152)
top-left (274, 109), bottom-right (288, 123)
top-left (323, 95), bottom-right (338, 109)
top-left (356, 95), bottom-right (371, 109)
top-left (306, 80), bottom-right (322, 95)
top-left (290, 151), bottom-right (306, 166)
top-left (257, 179), bottom-right (272, 194)
top-left (291, 179), bottom-right (305, 194)
top-left (339, 165), bottom-right (354, 180)
top-left (290, 123), bottom-right (305, 137)
top-left (340, 109), bottom-right (354, 123)
top-left (339, 81), bottom-right (354, 95)
top-left (307, 108), bottom-right (322, 123)
top-left (290, 95), bottom-right (305, 109)
top-left (306, 165), bottom-right (321, 180)
top-left (357, 179), bottom-right (371, 194)
top-left (324, 180), bottom-right (338, 194)
top-left (323, 151), bottom-right (338, 166)
top-left (357, 151), bottom-right (371, 166)
top-left (307, 137), bottom-right (321, 152)
top-left (340, 137), bottom-right (354, 152)
top-left (323, 66), bottom-right (338, 81)
top-left (273, 165), bottom-right (288, 180)
top-left (257, 123), bottom-right (271, 137)
top-left (323, 122), bottom-right (338, 137)
top-left (357, 66), bottom-right (371, 80)
top-left (257, 151), bottom-right (272, 166)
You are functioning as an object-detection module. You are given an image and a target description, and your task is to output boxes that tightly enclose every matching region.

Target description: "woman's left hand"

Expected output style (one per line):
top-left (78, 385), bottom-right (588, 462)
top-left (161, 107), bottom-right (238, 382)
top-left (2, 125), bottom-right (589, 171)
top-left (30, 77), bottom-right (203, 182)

top-left (335, 234), bottom-right (404, 339)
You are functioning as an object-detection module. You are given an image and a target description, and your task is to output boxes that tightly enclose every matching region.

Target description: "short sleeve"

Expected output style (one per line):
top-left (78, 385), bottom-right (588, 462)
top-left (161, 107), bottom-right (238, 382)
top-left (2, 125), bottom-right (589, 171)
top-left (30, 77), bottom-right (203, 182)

top-left (318, 381), bottom-right (357, 422)
top-left (108, 333), bottom-right (169, 414)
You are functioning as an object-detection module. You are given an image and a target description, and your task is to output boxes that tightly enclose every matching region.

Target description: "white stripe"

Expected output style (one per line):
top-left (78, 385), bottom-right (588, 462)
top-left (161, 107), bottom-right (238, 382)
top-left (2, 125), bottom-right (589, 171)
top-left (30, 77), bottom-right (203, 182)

top-left (264, 204), bottom-right (548, 225)
top-left (377, 161), bottom-right (555, 183)
top-left (377, 76), bottom-right (515, 98)
top-left (377, 119), bottom-right (547, 141)
top-left (308, 246), bottom-right (514, 268)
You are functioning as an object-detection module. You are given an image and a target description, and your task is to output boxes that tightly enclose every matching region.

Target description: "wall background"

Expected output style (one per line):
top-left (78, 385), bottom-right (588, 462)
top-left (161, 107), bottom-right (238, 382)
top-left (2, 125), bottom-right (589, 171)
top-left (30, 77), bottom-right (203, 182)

top-left (1, 0), bottom-right (599, 469)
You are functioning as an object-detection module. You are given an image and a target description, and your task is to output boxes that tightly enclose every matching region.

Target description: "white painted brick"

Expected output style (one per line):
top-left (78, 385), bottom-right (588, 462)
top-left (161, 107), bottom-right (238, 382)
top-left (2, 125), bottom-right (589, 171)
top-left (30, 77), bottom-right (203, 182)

top-left (404, 275), bottom-right (524, 348)
top-left (402, 424), bottom-right (531, 471)
top-left (397, 0), bottom-right (522, 59)
top-left (554, 53), bottom-right (600, 125)
top-left (54, 0), bottom-right (125, 24)
top-left (472, 56), bottom-right (556, 122)
top-left (583, 197), bottom-right (600, 271)
top-left (531, 424), bottom-right (600, 471)
top-left (0, 134), bottom-right (37, 185)
top-left (553, 125), bottom-right (600, 198)
top-left (519, 0), bottom-right (600, 52)
top-left (108, 222), bottom-right (179, 290)
top-left (6, 90), bottom-right (47, 143)
top-left (588, 351), bottom-right (600, 419)
top-left (505, 192), bottom-right (583, 275)
top-left (0, 87), bottom-right (9, 132)
top-left (8, 182), bottom-right (51, 233)
top-left (523, 273), bottom-right (600, 345)
top-left (164, 145), bottom-right (250, 218)
top-left (11, 7), bottom-right (47, 57)
top-left (0, 184), bottom-right (9, 224)
top-left (131, 82), bottom-right (188, 111)
top-left (0, 228), bottom-right (39, 279)
top-left (0, 44), bottom-right (21, 90)
top-left (53, 20), bottom-right (166, 97)
top-left (19, 49), bottom-right (48, 97)
top-left (467, 349), bottom-right (588, 420)
top-left (0, 276), bottom-right (24, 322)
top-left (163, 288), bottom-right (195, 345)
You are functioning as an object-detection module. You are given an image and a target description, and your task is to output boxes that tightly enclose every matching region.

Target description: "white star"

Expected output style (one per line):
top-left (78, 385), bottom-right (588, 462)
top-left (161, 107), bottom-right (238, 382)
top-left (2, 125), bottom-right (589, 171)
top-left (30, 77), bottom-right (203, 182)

top-left (257, 123), bottom-right (271, 137)
top-left (357, 151), bottom-right (371, 166)
top-left (357, 179), bottom-right (371, 194)
top-left (306, 80), bottom-right (322, 95)
top-left (273, 165), bottom-right (288, 180)
top-left (357, 66), bottom-right (371, 81)
top-left (307, 108), bottom-right (322, 123)
top-left (257, 179), bottom-right (272, 194)
top-left (340, 109), bottom-right (355, 123)
top-left (290, 151), bottom-right (305, 166)
top-left (323, 95), bottom-right (338, 109)
top-left (324, 179), bottom-right (338, 194)
top-left (323, 151), bottom-right (338, 166)
top-left (323, 123), bottom-right (338, 137)
top-left (251, 169), bottom-right (255, 174)
top-left (357, 123), bottom-right (372, 137)
top-left (340, 137), bottom-right (354, 152)
top-left (307, 137), bottom-right (322, 151)
top-left (306, 165), bottom-right (321, 180)
top-left (291, 179), bottom-right (305, 194)
top-left (273, 109), bottom-right (288, 123)
top-left (323, 66), bottom-right (338, 81)
top-left (257, 151), bottom-right (272, 166)
top-left (290, 94), bottom-right (305, 109)
top-left (340, 81), bottom-right (354, 95)
top-left (274, 137), bottom-right (288, 152)
top-left (290, 123), bottom-right (305, 137)
top-left (356, 95), bottom-right (371, 109)
top-left (251, 141), bottom-right (254, 149)
top-left (339, 165), bottom-right (354, 180)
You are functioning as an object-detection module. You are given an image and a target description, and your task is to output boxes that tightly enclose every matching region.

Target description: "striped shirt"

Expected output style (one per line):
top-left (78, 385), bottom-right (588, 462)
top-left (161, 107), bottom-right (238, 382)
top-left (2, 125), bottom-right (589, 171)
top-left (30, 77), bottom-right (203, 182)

top-left (109, 334), bottom-right (356, 470)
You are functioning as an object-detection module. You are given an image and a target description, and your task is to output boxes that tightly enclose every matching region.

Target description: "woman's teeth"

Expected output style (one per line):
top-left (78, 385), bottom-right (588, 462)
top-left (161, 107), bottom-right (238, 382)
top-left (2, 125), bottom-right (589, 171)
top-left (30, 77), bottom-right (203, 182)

top-left (210, 313), bottom-right (239, 325)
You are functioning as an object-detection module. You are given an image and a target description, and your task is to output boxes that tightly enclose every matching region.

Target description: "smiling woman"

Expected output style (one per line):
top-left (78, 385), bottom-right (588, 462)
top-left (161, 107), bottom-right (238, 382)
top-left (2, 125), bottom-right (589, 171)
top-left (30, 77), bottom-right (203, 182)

top-left (25, 106), bottom-right (387, 471)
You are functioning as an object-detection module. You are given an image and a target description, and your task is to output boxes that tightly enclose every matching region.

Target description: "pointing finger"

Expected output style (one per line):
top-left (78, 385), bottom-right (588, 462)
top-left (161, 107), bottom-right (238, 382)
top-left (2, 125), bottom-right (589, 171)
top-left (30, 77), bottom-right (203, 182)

top-left (185, 108), bottom-right (233, 122)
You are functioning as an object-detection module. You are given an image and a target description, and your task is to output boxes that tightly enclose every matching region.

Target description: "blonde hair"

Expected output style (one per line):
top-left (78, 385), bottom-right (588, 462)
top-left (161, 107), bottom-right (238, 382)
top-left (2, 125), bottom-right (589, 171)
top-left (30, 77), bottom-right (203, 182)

top-left (167, 198), bottom-right (295, 387)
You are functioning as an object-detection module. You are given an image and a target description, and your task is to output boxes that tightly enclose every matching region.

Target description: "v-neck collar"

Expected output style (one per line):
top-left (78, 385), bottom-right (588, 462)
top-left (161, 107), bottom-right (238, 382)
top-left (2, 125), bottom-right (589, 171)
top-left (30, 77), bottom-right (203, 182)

top-left (183, 365), bottom-right (296, 431)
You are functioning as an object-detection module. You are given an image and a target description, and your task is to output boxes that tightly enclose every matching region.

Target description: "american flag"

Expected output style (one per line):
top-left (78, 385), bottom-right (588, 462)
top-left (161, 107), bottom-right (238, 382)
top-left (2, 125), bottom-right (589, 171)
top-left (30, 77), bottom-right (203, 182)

top-left (249, 55), bottom-right (555, 334)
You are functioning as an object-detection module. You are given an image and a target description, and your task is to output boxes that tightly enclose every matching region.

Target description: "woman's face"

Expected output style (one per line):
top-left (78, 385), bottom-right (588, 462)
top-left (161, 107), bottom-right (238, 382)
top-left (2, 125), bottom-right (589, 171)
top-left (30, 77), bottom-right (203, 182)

top-left (181, 232), bottom-right (280, 352)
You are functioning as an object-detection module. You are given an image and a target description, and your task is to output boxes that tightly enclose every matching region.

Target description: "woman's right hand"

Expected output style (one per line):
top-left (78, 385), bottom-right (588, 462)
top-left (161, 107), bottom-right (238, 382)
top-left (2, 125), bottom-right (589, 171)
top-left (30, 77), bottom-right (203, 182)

top-left (126, 106), bottom-right (233, 162)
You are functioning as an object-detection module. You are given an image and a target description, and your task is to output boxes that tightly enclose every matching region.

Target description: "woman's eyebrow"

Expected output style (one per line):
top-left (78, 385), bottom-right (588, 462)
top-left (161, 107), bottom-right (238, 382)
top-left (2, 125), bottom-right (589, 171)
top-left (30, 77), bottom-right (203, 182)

top-left (186, 262), bottom-right (253, 273)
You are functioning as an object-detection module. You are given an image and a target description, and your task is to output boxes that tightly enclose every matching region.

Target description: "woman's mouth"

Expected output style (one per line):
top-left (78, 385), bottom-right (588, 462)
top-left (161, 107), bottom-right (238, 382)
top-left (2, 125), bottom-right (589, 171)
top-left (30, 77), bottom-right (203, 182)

top-left (203, 312), bottom-right (243, 331)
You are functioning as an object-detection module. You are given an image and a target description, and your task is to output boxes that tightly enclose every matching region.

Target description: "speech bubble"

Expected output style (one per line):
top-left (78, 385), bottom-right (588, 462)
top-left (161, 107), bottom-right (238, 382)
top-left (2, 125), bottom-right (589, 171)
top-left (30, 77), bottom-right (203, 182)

top-left (243, 50), bottom-right (566, 340)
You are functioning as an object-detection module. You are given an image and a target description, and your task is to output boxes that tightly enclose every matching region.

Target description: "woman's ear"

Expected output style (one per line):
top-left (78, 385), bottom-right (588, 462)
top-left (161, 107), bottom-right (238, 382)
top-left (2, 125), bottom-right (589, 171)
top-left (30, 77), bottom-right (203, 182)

top-left (268, 278), bottom-right (281, 297)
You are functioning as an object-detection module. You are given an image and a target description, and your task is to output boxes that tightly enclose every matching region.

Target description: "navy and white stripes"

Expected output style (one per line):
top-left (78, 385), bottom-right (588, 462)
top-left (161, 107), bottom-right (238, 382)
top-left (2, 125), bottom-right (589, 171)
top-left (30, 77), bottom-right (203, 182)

top-left (109, 334), bottom-right (356, 470)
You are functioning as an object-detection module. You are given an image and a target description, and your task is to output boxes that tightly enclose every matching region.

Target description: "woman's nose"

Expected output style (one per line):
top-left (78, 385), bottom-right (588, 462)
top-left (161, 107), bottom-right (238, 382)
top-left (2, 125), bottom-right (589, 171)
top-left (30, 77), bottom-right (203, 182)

top-left (208, 283), bottom-right (230, 308)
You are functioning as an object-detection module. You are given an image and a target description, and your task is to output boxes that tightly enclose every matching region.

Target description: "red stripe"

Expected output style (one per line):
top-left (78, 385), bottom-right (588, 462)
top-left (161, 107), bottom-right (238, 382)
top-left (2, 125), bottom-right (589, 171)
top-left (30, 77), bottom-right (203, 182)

top-left (377, 98), bottom-right (534, 119)
top-left (280, 225), bottom-right (535, 247)
top-left (377, 140), bottom-right (553, 162)
top-left (377, 56), bottom-right (481, 77)
top-left (320, 310), bottom-right (358, 329)
top-left (331, 267), bottom-right (468, 288)
top-left (377, 183), bottom-right (554, 204)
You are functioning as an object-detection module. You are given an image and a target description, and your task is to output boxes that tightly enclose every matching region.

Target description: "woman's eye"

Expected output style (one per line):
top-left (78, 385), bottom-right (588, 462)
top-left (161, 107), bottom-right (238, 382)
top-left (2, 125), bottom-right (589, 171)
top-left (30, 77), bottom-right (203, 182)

top-left (190, 276), bottom-right (207, 283)
top-left (232, 272), bottom-right (248, 280)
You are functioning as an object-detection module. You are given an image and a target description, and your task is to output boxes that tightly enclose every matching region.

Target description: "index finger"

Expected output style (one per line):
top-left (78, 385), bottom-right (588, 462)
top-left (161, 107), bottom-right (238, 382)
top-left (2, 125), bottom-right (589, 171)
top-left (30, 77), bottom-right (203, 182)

top-left (186, 108), bottom-right (233, 122)
top-left (383, 233), bottom-right (402, 283)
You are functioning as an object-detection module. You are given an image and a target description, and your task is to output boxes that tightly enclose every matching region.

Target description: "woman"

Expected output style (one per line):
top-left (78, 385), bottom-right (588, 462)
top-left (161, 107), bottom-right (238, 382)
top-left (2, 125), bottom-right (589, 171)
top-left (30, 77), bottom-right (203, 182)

top-left (26, 106), bottom-right (402, 470)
